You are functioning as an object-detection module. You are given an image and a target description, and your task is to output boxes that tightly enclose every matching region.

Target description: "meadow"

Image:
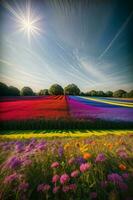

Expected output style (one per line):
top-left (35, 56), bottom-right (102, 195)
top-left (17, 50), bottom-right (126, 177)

top-left (0, 96), bottom-right (133, 200)
top-left (0, 131), bottom-right (133, 200)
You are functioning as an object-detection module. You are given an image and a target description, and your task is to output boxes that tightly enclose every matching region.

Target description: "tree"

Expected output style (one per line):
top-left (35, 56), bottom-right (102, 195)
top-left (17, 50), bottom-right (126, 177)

top-left (8, 86), bottom-right (20, 96)
top-left (84, 92), bottom-right (91, 96)
top-left (64, 84), bottom-right (80, 95)
top-left (39, 89), bottom-right (49, 96)
top-left (20, 87), bottom-right (34, 96)
top-left (122, 93), bottom-right (127, 98)
top-left (113, 90), bottom-right (126, 98)
top-left (79, 92), bottom-right (85, 96)
top-left (105, 91), bottom-right (113, 97)
top-left (49, 84), bottom-right (64, 95)
top-left (127, 90), bottom-right (133, 98)
top-left (89, 90), bottom-right (97, 96)
top-left (96, 91), bottom-right (105, 97)
top-left (0, 82), bottom-right (9, 96)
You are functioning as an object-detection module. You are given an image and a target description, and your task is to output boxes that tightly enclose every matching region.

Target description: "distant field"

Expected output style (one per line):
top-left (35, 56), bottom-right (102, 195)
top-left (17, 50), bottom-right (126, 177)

top-left (0, 95), bottom-right (133, 129)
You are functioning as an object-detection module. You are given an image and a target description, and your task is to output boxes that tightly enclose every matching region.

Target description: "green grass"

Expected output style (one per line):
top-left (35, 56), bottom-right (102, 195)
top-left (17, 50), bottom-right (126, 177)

top-left (1, 118), bottom-right (133, 130)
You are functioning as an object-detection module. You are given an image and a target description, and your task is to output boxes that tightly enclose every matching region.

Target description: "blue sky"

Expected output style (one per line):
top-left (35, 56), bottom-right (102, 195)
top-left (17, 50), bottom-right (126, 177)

top-left (0, 0), bottom-right (133, 92)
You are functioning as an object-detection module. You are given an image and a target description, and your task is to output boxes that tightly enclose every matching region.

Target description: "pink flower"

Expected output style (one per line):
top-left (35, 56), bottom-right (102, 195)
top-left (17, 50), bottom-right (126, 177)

top-left (19, 182), bottom-right (29, 191)
top-left (52, 175), bottom-right (60, 183)
top-left (3, 172), bottom-right (18, 184)
top-left (69, 183), bottom-right (77, 191)
top-left (71, 170), bottom-right (80, 178)
top-left (53, 186), bottom-right (60, 193)
top-left (117, 150), bottom-right (128, 158)
top-left (51, 162), bottom-right (59, 168)
top-left (62, 185), bottom-right (70, 192)
top-left (95, 153), bottom-right (106, 163)
top-left (37, 184), bottom-right (50, 192)
top-left (60, 173), bottom-right (70, 184)
top-left (80, 163), bottom-right (91, 172)
top-left (68, 158), bottom-right (75, 165)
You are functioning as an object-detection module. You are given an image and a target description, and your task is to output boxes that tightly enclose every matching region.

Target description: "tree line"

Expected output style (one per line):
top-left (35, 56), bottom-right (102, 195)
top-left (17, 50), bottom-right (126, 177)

top-left (0, 82), bottom-right (133, 97)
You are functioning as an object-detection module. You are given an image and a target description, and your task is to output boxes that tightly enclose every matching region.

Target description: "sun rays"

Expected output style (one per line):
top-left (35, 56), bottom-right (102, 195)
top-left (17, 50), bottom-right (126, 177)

top-left (2, 0), bottom-right (41, 42)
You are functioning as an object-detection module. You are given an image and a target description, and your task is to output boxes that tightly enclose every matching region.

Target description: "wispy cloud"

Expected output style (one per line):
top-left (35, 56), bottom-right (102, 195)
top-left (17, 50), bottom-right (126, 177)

top-left (98, 11), bottom-right (133, 59)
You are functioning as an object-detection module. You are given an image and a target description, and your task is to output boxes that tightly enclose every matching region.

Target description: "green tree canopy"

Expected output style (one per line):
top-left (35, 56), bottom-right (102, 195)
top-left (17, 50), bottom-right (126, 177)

top-left (126, 90), bottom-right (133, 98)
top-left (105, 91), bottom-right (113, 97)
top-left (39, 89), bottom-right (49, 96)
top-left (89, 90), bottom-right (97, 96)
top-left (113, 89), bottom-right (126, 98)
top-left (0, 82), bottom-right (9, 96)
top-left (64, 84), bottom-right (80, 95)
top-left (8, 86), bottom-right (20, 96)
top-left (96, 91), bottom-right (105, 97)
top-left (20, 87), bottom-right (34, 96)
top-left (49, 84), bottom-right (64, 95)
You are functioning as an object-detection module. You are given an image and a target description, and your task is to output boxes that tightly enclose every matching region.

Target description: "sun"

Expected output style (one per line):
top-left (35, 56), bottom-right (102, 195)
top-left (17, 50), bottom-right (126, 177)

top-left (18, 14), bottom-right (41, 42)
top-left (3, 1), bottom-right (41, 42)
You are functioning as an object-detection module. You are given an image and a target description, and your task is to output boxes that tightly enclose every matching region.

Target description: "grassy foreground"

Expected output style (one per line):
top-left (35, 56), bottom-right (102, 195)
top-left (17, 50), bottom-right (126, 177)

top-left (0, 131), bottom-right (133, 200)
top-left (1, 119), bottom-right (133, 130)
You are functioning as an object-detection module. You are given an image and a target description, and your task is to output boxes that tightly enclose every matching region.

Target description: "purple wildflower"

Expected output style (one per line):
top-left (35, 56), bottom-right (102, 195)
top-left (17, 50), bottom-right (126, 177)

top-left (95, 153), bottom-right (106, 163)
top-left (107, 173), bottom-right (123, 184)
top-left (75, 156), bottom-right (86, 165)
top-left (58, 146), bottom-right (64, 157)
top-left (15, 141), bottom-right (24, 153)
top-left (122, 173), bottom-right (129, 180)
top-left (6, 156), bottom-right (22, 169)
top-left (35, 141), bottom-right (47, 151)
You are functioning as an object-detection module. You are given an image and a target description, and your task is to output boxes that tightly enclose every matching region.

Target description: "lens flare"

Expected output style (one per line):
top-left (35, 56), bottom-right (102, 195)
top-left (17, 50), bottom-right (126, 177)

top-left (3, 0), bottom-right (41, 42)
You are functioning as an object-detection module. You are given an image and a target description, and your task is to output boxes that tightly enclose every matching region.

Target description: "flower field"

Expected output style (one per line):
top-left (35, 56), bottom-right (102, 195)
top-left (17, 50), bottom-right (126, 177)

top-left (0, 132), bottom-right (133, 200)
top-left (0, 96), bottom-right (133, 129)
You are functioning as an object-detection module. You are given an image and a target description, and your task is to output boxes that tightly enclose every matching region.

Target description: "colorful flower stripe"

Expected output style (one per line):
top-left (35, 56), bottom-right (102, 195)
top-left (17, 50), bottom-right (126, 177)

top-left (68, 96), bottom-right (133, 122)
top-left (82, 97), bottom-right (133, 108)
top-left (101, 97), bottom-right (133, 103)
top-left (0, 96), bottom-right (133, 122)
top-left (0, 95), bottom-right (69, 121)
top-left (69, 96), bottom-right (122, 108)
